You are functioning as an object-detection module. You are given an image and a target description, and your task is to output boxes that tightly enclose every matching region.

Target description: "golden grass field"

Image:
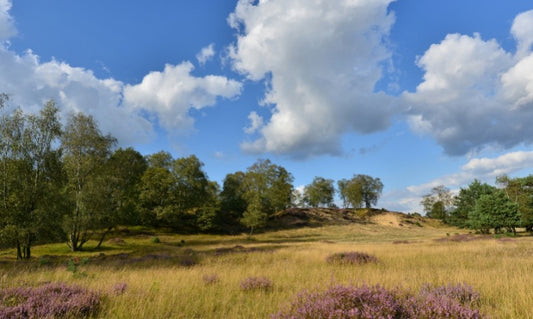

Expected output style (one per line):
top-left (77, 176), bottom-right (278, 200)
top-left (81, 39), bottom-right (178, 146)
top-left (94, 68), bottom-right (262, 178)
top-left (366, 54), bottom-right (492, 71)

top-left (1, 213), bottom-right (533, 318)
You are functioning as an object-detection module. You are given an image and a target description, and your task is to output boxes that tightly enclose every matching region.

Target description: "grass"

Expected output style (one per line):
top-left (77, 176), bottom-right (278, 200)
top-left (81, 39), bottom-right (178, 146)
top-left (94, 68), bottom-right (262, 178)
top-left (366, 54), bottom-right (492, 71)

top-left (1, 220), bottom-right (532, 318)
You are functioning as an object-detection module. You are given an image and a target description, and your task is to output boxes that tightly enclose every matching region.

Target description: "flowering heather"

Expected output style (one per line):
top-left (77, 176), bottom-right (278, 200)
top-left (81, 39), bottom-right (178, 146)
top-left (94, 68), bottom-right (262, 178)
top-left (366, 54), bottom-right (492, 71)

top-left (240, 276), bottom-right (273, 291)
top-left (111, 282), bottom-right (128, 296)
top-left (202, 274), bottom-right (220, 285)
top-left (272, 283), bottom-right (485, 319)
top-left (0, 282), bottom-right (101, 319)
top-left (326, 251), bottom-right (378, 265)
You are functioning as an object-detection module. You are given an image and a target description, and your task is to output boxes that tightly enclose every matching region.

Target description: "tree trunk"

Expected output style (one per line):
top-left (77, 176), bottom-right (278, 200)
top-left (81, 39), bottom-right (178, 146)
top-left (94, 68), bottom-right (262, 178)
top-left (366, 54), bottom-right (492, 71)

top-left (16, 240), bottom-right (22, 260)
top-left (95, 226), bottom-right (113, 249)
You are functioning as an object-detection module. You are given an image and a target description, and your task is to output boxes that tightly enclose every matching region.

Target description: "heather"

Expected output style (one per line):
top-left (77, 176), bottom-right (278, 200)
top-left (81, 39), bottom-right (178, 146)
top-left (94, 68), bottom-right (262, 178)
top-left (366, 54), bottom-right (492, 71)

top-left (1, 220), bottom-right (532, 318)
top-left (240, 276), bottom-right (273, 291)
top-left (272, 283), bottom-right (484, 318)
top-left (326, 251), bottom-right (378, 265)
top-left (0, 283), bottom-right (101, 319)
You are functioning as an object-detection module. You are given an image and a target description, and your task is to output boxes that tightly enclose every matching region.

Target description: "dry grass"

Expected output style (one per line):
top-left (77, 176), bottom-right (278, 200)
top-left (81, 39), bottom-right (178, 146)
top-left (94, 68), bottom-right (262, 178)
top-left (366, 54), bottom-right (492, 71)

top-left (1, 221), bottom-right (532, 318)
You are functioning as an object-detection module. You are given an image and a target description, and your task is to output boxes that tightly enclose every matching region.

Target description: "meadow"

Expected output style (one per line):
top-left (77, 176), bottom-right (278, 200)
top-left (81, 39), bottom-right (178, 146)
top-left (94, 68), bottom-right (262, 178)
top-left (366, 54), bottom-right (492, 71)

top-left (1, 213), bottom-right (532, 318)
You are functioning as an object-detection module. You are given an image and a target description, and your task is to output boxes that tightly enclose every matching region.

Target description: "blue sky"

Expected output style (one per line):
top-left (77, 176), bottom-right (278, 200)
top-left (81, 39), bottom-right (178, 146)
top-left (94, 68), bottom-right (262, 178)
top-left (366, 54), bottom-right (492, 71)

top-left (2, 0), bottom-right (533, 212)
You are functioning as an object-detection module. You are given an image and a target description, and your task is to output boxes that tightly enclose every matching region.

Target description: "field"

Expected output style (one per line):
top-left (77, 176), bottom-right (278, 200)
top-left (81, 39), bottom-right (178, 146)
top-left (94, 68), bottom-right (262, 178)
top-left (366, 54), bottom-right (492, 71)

top-left (1, 213), bottom-right (533, 318)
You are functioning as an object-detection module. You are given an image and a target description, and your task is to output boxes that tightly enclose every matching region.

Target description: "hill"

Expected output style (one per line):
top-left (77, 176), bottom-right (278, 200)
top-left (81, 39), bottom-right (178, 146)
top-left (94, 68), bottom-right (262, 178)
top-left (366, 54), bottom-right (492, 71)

top-left (269, 207), bottom-right (438, 229)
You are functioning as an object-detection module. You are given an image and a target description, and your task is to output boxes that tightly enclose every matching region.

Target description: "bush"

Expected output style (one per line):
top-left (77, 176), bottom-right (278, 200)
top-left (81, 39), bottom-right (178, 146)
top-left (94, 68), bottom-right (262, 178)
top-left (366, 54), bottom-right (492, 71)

top-left (272, 283), bottom-right (485, 319)
top-left (152, 236), bottom-right (160, 243)
top-left (240, 276), bottom-right (272, 291)
top-left (326, 251), bottom-right (378, 265)
top-left (0, 282), bottom-right (101, 318)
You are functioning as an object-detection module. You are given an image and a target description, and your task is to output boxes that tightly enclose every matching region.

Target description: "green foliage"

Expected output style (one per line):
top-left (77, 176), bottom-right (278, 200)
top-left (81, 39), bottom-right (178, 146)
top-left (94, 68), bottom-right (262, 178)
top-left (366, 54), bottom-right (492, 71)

top-left (219, 172), bottom-right (248, 228)
top-left (0, 99), bottom-right (63, 259)
top-left (450, 180), bottom-right (495, 227)
top-left (468, 189), bottom-right (520, 234)
top-left (421, 185), bottom-right (453, 221)
top-left (61, 112), bottom-right (117, 251)
top-left (138, 154), bottom-right (219, 232)
top-left (304, 176), bottom-right (335, 208)
top-left (338, 175), bottom-right (382, 209)
top-left (239, 159), bottom-right (293, 233)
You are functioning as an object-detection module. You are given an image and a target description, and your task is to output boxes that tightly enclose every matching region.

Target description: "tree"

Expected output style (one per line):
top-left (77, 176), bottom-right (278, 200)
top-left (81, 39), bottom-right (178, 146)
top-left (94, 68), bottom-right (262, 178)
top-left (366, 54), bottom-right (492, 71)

top-left (304, 177), bottom-right (335, 208)
top-left (241, 159), bottom-right (294, 232)
top-left (338, 175), bottom-right (382, 209)
top-left (450, 180), bottom-right (495, 227)
top-left (469, 189), bottom-right (520, 234)
top-left (421, 185), bottom-right (453, 221)
top-left (354, 175), bottom-right (383, 209)
top-left (146, 151), bottom-right (173, 169)
top-left (0, 100), bottom-right (62, 259)
top-left (61, 113), bottom-right (116, 251)
top-left (497, 175), bottom-right (533, 232)
top-left (338, 178), bottom-right (364, 209)
top-left (219, 171), bottom-right (248, 230)
top-left (139, 154), bottom-right (218, 231)
top-left (90, 148), bottom-right (148, 248)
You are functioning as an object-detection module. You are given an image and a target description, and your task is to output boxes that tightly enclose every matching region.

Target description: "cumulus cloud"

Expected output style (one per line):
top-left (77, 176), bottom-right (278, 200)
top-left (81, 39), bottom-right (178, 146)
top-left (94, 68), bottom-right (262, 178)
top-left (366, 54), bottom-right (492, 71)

top-left (244, 111), bottom-right (263, 134)
top-left (123, 62), bottom-right (242, 133)
top-left (0, 0), bottom-right (16, 40)
top-left (405, 10), bottom-right (533, 155)
top-left (0, 45), bottom-right (154, 144)
top-left (196, 43), bottom-right (215, 66)
top-left (229, 0), bottom-right (396, 157)
top-left (0, 44), bottom-right (241, 146)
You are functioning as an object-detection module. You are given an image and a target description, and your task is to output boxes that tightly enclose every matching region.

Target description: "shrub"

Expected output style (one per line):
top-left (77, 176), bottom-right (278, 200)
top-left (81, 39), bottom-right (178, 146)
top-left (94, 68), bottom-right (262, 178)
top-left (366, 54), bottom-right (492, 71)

top-left (240, 276), bottom-right (272, 291)
top-left (326, 251), bottom-right (378, 265)
top-left (152, 236), bottom-right (160, 243)
top-left (0, 282), bottom-right (101, 318)
top-left (272, 283), bottom-right (485, 319)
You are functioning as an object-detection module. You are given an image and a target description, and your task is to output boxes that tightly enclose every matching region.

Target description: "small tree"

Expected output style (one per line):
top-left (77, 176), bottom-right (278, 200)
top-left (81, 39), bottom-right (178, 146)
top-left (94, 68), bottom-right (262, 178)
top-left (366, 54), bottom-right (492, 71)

top-left (421, 185), bottom-right (453, 221)
top-left (240, 195), bottom-right (267, 236)
top-left (304, 177), bottom-right (335, 208)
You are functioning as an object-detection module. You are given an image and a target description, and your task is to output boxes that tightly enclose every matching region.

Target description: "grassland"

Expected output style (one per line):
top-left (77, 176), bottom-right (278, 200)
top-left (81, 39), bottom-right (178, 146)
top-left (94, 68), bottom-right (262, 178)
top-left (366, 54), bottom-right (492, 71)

top-left (1, 213), bottom-right (532, 318)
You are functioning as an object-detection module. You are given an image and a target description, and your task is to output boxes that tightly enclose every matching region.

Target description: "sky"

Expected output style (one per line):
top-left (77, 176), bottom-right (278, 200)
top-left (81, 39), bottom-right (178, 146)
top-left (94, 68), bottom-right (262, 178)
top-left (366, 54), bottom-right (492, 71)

top-left (2, 0), bottom-right (533, 212)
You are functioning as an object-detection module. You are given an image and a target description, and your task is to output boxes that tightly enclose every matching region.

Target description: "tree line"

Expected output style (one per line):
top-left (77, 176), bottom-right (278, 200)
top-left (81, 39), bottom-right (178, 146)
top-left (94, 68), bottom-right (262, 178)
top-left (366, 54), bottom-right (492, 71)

top-left (421, 175), bottom-right (533, 235)
top-left (0, 97), bottom-right (384, 259)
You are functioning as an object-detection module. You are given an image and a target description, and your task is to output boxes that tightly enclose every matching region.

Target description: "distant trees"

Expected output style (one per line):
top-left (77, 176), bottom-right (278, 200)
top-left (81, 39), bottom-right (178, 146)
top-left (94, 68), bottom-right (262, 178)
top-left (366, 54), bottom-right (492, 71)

top-left (338, 175), bottom-right (383, 209)
top-left (304, 177), bottom-right (335, 208)
top-left (421, 185), bottom-right (454, 221)
top-left (431, 176), bottom-right (527, 235)
top-left (0, 95), bottom-right (396, 257)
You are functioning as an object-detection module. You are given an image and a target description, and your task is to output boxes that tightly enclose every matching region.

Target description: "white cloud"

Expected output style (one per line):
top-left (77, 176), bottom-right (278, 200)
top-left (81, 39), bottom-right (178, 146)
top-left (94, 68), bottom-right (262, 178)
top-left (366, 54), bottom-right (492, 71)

top-left (196, 43), bottom-right (215, 66)
top-left (0, 0), bottom-right (16, 40)
top-left (405, 10), bottom-right (533, 156)
top-left (511, 10), bottom-right (533, 57)
top-left (0, 45), bottom-right (154, 145)
top-left (229, 0), bottom-right (396, 157)
top-left (0, 44), bottom-right (242, 146)
top-left (123, 62), bottom-right (242, 133)
top-left (244, 111), bottom-right (263, 134)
